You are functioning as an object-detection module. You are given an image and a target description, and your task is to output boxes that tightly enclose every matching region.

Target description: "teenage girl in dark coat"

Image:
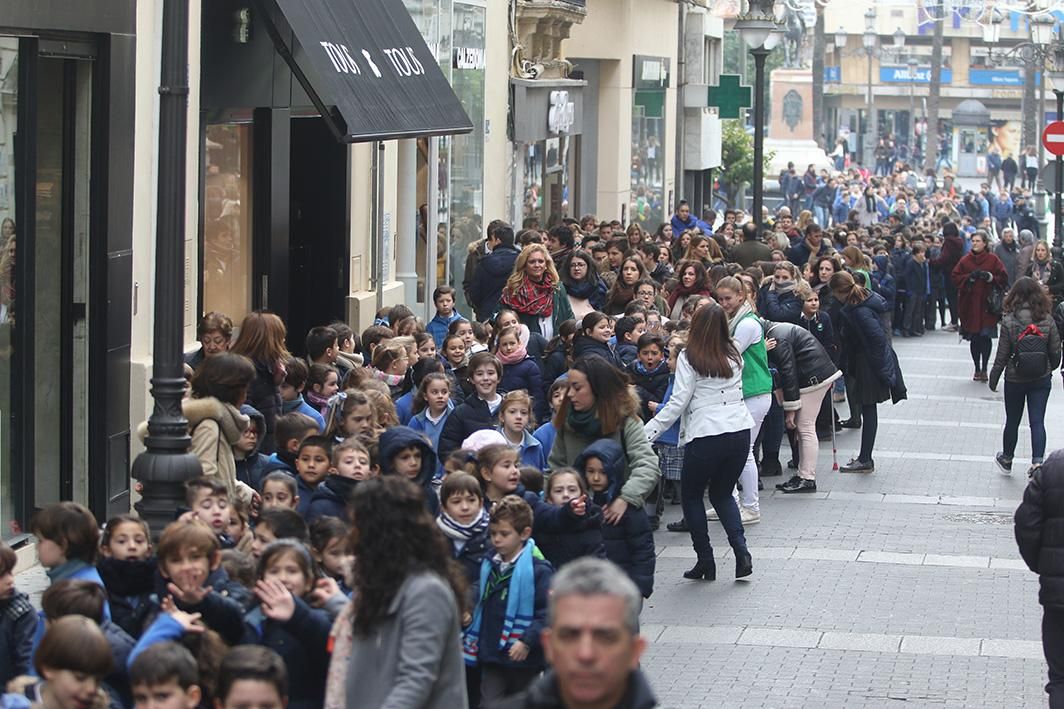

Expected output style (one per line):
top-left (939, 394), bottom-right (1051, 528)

top-left (830, 271), bottom-right (902, 474)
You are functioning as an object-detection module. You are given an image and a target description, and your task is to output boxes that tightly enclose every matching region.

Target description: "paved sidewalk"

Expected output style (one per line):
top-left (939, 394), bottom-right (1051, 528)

top-left (641, 328), bottom-right (1050, 708)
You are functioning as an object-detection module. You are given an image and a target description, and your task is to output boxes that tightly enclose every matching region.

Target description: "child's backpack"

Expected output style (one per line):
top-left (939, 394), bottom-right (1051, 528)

top-left (1014, 323), bottom-right (1050, 378)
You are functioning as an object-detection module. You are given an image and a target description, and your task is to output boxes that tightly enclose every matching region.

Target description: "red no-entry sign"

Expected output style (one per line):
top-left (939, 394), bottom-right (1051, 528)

top-left (1043, 121), bottom-right (1064, 156)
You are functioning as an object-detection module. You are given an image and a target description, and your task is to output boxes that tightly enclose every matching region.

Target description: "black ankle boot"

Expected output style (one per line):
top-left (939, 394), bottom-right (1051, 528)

top-left (760, 457), bottom-right (783, 477)
top-left (734, 549), bottom-right (753, 579)
top-left (683, 555), bottom-right (716, 581)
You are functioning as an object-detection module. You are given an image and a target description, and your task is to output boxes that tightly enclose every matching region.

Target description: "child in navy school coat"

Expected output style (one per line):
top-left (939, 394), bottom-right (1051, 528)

top-left (495, 326), bottom-right (543, 418)
top-left (575, 439), bottom-right (655, 599)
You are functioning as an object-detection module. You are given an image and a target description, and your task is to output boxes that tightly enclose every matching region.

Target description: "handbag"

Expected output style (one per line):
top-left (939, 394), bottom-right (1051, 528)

top-left (987, 284), bottom-right (1005, 316)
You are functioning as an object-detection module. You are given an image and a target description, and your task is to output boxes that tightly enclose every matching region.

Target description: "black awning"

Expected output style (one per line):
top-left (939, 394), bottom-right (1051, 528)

top-left (261, 0), bottom-right (473, 143)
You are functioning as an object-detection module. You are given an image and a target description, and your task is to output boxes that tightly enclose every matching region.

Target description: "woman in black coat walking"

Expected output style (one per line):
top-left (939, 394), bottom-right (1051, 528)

top-left (829, 271), bottom-right (903, 474)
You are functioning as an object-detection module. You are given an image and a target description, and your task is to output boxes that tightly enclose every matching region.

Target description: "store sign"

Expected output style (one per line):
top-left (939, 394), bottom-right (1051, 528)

top-left (453, 46), bottom-right (485, 70)
top-left (548, 90), bottom-right (575, 134)
top-left (970, 68), bottom-right (1022, 86)
top-left (824, 66), bottom-right (840, 83)
top-left (879, 66), bottom-right (953, 84)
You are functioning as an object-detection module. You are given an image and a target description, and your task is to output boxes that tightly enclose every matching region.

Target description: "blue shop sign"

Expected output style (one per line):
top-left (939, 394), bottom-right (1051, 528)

top-left (969, 68), bottom-right (1022, 85)
top-left (824, 66), bottom-right (840, 83)
top-left (880, 65), bottom-right (952, 84)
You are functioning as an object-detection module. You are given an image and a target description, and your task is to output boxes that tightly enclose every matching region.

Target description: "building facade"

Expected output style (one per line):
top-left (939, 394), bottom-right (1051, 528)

top-left (824, 3), bottom-right (1045, 176)
top-left (0, 0), bottom-right (723, 539)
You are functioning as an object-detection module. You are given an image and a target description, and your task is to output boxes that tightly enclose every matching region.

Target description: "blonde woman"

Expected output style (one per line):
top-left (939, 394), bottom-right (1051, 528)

top-left (500, 243), bottom-right (575, 338)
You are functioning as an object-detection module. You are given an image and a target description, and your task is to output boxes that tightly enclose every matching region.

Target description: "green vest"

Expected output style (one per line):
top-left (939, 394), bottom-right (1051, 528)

top-left (738, 313), bottom-right (773, 398)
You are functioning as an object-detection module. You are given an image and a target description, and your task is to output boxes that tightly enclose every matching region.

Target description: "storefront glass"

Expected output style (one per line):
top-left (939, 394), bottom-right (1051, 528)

top-left (448, 0), bottom-right (485, 316)
top-left (521, 137), bottom-right (574, 228)
top-left (631, 56), bottom-right (669, 229)
top-left (202, 124), bottom-right (253, 324)
top-left (0, 38), bottom-right (15, 535)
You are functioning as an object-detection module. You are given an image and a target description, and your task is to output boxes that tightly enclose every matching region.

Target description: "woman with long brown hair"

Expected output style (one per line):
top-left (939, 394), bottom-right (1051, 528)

top-left (644, 303), bottom-right (754, 581)
top-left (229, 311), bottom-right (290, 452)
top-left (547, 354), bottom-right (660, 526)
top-left (500, 243), bottom-right (575, 339)
top-left (666, 260), bottom-right (712, 320)
top-left (340, 476), bottom-right (468, 708)
top-left (683, 234), bottom-right (724, 267)
top-left (603, 256), bottom-right (648, 315)
top-left (829, 271), bottom-right (900, 473)
top-left (988, 277), bottom-right (1062, 476)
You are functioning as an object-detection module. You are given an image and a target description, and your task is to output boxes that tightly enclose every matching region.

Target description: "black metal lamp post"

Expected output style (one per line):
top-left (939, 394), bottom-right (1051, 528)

top-left (131, 0), bottom-right (203, 537)
top-left (734, 0), bottom-right (780, 228)
top-left (1050, 41), bottom-right (1064, 252)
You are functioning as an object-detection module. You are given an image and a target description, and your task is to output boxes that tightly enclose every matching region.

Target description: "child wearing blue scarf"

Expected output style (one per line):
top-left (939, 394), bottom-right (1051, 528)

top-left (462, 495), bottom-right (553, 706)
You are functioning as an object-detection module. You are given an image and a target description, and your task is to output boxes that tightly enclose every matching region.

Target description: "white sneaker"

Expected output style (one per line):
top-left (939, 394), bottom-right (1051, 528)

top-left (740, 507), bottom-right (761, 525)
top-left (705, 508), bottom-right (719, 521)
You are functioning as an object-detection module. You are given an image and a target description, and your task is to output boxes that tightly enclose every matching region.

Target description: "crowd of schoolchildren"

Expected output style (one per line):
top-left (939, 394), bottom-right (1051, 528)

top-left (8, 180), bottom-right (1064, 708)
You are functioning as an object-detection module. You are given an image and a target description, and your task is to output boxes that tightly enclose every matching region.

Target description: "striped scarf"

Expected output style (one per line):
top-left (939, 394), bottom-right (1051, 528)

top-left (462, 539), bottom-right (538, 666)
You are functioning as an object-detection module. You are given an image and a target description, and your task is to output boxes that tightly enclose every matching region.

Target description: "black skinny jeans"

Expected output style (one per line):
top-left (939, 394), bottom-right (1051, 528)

top-left (1003, 375), bottom-right (1052, 462)
top-left (970, 334), bottom-right (993, 372)
top-left (680, 430), bottom-right (751, 559)
top-left (858, 404), bottom-right (878, 464)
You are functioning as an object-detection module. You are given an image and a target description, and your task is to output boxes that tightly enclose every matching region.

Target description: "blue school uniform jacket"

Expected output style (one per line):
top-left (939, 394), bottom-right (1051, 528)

top-left (0, 591), bottom-right (34, 686)
top-left (242, 599), bottom-right (332, 709)
top-left (475, 550), bottom-right (553, 670)
top-left (379, 426), bottom-right (440, 515)
top-left (280, 395), bottom-right (327, 433)
top-left (408, 401), bottom-right (454, 453)
top-left (532, 421), bottom-right (556, 458)
top-left (507, 428), bottom-right (548, 471)
top-left (427, 310), bottom-right (464, 349)
top-left (306, 474), bottom-right (359, 523)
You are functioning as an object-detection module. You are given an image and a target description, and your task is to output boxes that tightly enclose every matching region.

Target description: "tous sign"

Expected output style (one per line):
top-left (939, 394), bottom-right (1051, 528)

top-left (548, 90), bottom-right (575, 134)
top-left (319, 41), bottom-right (425, 79)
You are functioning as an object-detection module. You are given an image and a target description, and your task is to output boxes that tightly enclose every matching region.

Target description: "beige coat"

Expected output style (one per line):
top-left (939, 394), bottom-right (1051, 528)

top-left (182, 397), bottom-right (255, 505)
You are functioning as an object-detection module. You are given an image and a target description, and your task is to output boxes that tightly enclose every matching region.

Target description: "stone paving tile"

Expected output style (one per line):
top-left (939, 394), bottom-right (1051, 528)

top-left (900, 634), bottom-right (983, 656)
top-left (981, 638), bottom-right (1044, 660)
top-left (738, 627), bottom-right (822, 648)
top-left (857, 550), bottom-right (926, 565)
top-left (818, 631), bottom-right (902, 653)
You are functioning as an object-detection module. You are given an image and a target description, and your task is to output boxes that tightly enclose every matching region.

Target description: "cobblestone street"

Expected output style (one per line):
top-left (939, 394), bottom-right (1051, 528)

top-left (640, 328), bottom-right (1050, 708)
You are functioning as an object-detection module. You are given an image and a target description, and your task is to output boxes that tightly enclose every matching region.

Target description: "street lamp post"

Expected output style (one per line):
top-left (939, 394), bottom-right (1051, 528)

top-left (131, 0), bottom-right (203, 537)
top-left (1049, 41), bottom-right (1064, 250)
top-left (907, 56), bottom-right (919, 161)
top-left (733, 0), bottom-right (780, 228)
top-left (863, 8), bottom-right (877, 169)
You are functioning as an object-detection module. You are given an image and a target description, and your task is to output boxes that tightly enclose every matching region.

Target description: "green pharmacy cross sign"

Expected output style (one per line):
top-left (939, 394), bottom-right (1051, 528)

top-left (707, 74), bottom-right (752, 119)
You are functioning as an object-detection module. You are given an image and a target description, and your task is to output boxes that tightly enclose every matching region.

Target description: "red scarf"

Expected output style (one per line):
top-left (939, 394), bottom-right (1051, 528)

top-left (502, 273), bottom-right (555, 317)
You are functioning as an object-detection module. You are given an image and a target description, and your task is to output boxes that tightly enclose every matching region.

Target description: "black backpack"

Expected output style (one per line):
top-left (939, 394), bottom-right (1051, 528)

top-left (1013, 323), bottom-right (1050, 378)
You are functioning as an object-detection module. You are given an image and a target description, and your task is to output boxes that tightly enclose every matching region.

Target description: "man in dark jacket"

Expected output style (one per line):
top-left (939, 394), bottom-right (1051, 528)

top-left (1015, 449), bottom-right (1064, 707)
top-left (470, 224), bottom-right (520, 320)
top-left (730, 222), bottom-right (773, 268)
top-left (497, 558), bottom-right (657, 709)
top-left (786, 223), bottom-right (831, 268)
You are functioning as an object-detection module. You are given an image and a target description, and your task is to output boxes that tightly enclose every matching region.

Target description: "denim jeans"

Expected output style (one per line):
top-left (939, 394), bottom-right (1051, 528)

top-left (680, 429), bottom-right (751, 559)
top-left (1003, 375), bottom-right (1052, 461)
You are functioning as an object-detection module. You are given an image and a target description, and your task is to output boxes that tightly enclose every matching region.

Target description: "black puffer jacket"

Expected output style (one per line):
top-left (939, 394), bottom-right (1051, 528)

top-left (439, 396), bottom-right (499, 460)
top-left (575, 439), bottom-right (655, 598)
top-left (763, 321), bottom-right (840, 410)
top-left (1015, 449), bottom-right (1064, 609)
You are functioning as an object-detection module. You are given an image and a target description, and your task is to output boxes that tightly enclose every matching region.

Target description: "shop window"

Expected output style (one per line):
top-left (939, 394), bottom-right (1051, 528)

top-left (448, 0), bottom-right (485, 315)
top-left (631, 98), bottom-right (666, 228)
top-left (202, 124), bottom-right (253, 324)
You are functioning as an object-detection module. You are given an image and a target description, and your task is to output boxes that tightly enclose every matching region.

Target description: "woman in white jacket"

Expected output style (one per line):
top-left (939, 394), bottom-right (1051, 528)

top-left (645, 303), bottom-right (754, 582)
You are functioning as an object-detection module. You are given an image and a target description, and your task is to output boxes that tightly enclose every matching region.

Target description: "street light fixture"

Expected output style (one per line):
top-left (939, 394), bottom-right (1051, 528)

top-left (893, 27), bottom-right (906, 52)
top-left (982, 8), bottom-right (1003, 44)
top-left (1032, 14), bottom-right (1055, 48)
top-left (835, 26), bottom-right (847, 50)
top-left (733, 0), bottom-right (780, 227)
